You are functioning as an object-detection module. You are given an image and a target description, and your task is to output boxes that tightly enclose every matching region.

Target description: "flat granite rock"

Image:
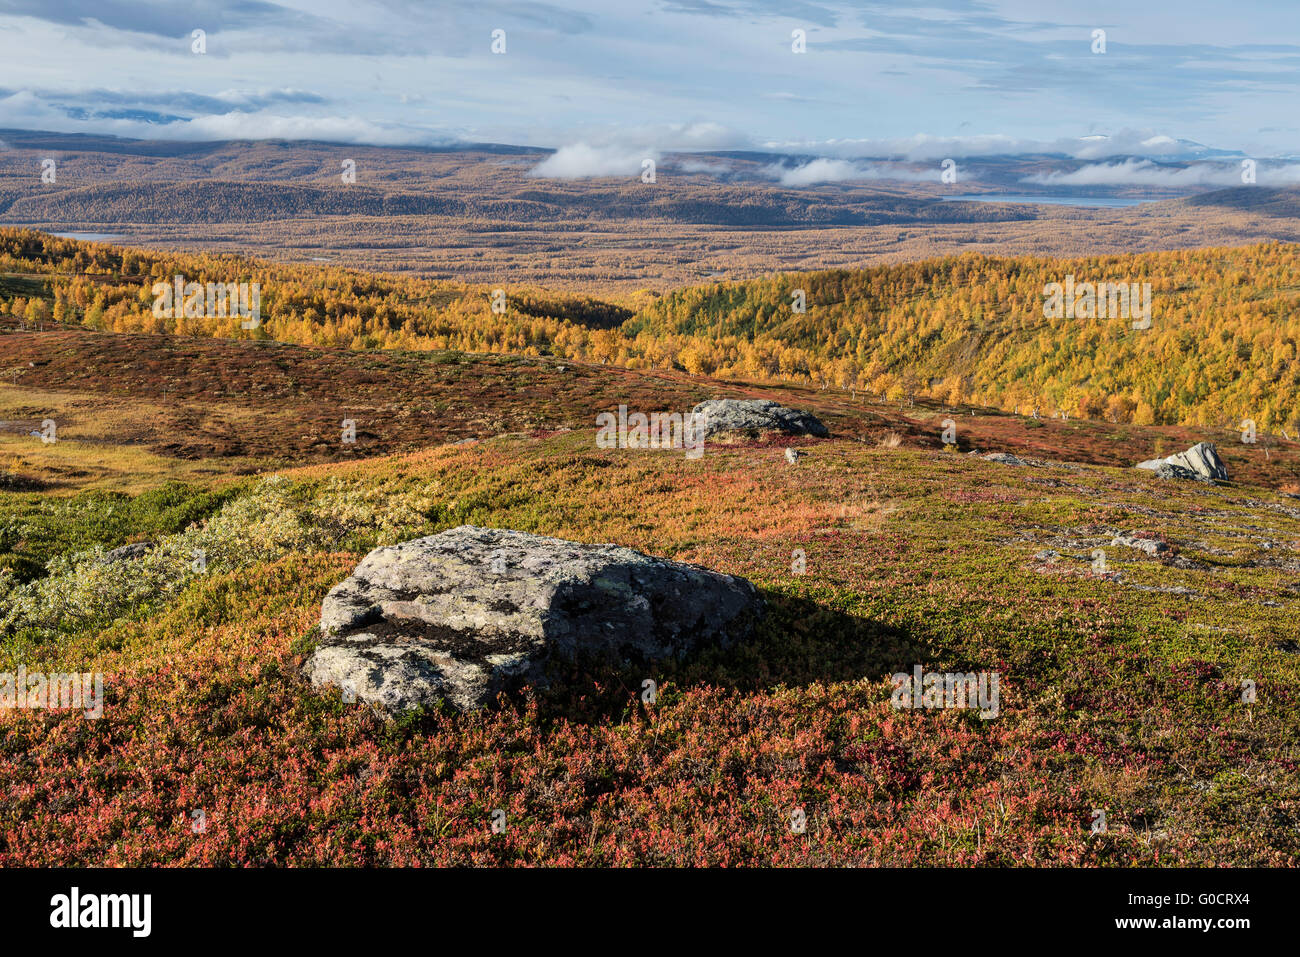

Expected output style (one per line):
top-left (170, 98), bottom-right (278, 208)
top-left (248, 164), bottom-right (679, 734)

top-left (305, 525), bottom-right (762, 711)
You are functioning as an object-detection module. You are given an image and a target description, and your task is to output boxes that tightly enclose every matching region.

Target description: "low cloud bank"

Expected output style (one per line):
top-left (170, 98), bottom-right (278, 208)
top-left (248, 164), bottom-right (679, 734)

top-left (763, 130), bottom-right (1228, 163)
top-left (1024, 158), bottom-right (1300, 187)
top-left (764, 158), bottom-right (938, 186)
top-left (527, 143), bottom-right (659, 179)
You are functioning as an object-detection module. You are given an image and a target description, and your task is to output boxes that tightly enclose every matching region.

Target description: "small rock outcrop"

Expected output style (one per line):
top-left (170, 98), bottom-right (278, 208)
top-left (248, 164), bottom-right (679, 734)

top-left (104, 542), bottom-right (153, 562)
top-left (1136, 442), bottom-right (1228, 482)
top-left (693, 399), bottom-right (828, 439)
top-left (983, 452), bottom-right (1028, 466)
top-left (304, 526), bottom-right (763, 712)
top-left (1110, 534), bottom-right (1171, 558)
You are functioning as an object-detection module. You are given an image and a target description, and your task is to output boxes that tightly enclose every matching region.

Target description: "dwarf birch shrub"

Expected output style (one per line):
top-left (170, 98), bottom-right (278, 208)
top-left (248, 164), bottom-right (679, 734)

top-left (306, 478), bottom-right (441, 548)
top-left (0, 475), bottom-right (442, 643)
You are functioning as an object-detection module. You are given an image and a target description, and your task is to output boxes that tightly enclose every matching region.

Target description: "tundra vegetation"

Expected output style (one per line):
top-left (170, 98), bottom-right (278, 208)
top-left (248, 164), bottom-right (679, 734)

top-left (0, 233), bottom-right (1296, 866)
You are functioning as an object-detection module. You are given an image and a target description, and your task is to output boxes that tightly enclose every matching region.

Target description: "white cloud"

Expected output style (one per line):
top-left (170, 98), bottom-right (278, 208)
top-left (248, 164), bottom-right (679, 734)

top-left (527, 143), bottom-right (658, 179)
top-left (1023, 158), bottom-right (1300, 187)
top-left (762, 130), bottom-right (1222, 162)
top-left (658, 121), bottom-right (748, 151)
top-left (768, 159), bottom-right (869, 186)
top-left (173, 112), bottom-right (439, 145)
top-left (764, 158), bottom-right (938, 186)
top-left (532, 122), bottom-right (750, 153)
top-left (0, 91), bottom-right (456, 146)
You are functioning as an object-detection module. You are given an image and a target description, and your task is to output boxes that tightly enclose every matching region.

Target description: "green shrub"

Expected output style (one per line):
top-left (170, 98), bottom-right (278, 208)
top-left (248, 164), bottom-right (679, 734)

top-left (0, 475), bottom-right (442, 643)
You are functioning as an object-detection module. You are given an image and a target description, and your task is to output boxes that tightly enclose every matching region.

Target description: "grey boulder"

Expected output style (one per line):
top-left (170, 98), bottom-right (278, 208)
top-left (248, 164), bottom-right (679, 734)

top-left (1136, 442), bottom-right (1228, 482)
top-left (305, 525), bottom-right (762, 712)
top-left (983, 452), bottom-right (1028, 466)
top-left (693, 398), bottom-right (828, 439)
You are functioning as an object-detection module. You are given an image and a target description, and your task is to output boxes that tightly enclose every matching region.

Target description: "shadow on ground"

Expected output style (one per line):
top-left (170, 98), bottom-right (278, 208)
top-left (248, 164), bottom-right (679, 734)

top-left (519, 588), bottom-right (928, 726)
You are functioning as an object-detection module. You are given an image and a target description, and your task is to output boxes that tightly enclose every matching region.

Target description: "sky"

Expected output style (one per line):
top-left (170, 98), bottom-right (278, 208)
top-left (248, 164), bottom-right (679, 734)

top-left (1, 0), bottom-right (1299, 172)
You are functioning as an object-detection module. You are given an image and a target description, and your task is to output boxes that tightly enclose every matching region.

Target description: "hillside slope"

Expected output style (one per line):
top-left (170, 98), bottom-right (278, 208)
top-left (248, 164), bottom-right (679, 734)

top-left (2, 310), bottom-right (1298, 865)
top-left (3, 229), bottom-right (1300, 434)
top-left (3, 322), bottom-right (1296, 494)
top-left (1, 418), bottom-right (1297, 865)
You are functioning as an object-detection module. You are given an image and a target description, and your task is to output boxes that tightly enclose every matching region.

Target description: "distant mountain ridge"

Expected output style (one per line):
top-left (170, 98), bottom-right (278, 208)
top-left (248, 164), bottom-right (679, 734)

top-left (2, 129), bottom-right (1297, 291)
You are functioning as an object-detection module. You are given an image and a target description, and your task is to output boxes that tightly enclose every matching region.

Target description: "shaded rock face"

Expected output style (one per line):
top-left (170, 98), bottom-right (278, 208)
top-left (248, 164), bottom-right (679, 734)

top-left (693, 399), bottom-right (828, 439)
top-left (305, 526), bottom-right (762, 712)
top-left (1153, 463), bottom-right (1206, 483)
top-left (1137, 442), bottom-right (1228, 482)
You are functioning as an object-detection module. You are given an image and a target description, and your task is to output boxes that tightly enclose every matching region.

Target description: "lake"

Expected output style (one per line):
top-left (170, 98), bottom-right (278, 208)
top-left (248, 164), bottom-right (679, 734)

top-left (941, 194), bottom-right (1150, 208)
top-left (50, 231), bottom-right (126, 242)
